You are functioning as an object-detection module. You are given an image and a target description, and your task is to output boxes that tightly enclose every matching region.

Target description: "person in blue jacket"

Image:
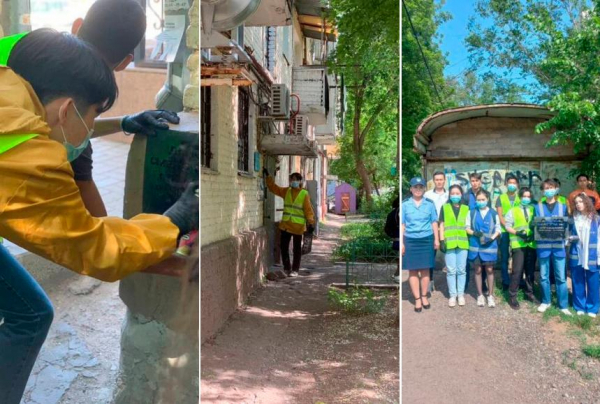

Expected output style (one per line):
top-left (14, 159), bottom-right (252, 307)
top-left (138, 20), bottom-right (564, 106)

top-left (535, 179), bottom-right (571, 315)
top-left (569, 193), bottom-right (600, 317)
top-left (466, 190), bottom-right (501, 308)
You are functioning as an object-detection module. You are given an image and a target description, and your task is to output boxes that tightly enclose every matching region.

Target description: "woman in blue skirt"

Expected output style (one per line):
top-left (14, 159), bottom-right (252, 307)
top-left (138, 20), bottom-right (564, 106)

top-left (402, 177), bottom-right (440, 312)
top-left (466, 190), bottom-right (501, 308)
top-left (569, 193), bottom-right (600, 317)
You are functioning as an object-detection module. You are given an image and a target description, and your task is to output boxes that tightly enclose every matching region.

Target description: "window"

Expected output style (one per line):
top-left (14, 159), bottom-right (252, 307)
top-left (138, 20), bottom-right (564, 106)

top-left (31, 1), bottom-right (96, 32)
top-left (201, 87), bottom-right (212, 168)
top-left (134, 0), bottom-right (167, 68)
top-left (237, 88), bottom-right (250, 173)
top-left (265, 27), bottom-right (276, 74)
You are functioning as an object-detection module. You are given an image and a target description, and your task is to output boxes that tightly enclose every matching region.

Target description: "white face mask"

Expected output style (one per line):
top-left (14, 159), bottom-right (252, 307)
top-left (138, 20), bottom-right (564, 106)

top-left (61, 103), bottom-right (94, 162)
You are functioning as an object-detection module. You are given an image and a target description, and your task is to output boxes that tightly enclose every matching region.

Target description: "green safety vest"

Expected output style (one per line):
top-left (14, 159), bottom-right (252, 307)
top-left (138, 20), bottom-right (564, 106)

top-left (282, 189), bottom-right (308, 225)
top-left (500, 193), bottom-right (520, 233)
top-left (442, 203), bottom-right (469, 250)
top-left (508, 205), bottom-right (535, 249)
top-left (0, 32), bottom-right (36, 244)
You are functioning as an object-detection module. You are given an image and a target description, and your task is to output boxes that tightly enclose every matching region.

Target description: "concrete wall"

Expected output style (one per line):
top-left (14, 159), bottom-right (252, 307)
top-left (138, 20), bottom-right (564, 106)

top-left (200, 228), bottom-right (269, 343)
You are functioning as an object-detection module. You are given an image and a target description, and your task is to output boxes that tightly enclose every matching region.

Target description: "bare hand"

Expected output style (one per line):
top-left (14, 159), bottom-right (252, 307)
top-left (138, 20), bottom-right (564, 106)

top-left (402, 245), bottom-right (405, 256)
top-left (434, 240), bottom-right (440, 250)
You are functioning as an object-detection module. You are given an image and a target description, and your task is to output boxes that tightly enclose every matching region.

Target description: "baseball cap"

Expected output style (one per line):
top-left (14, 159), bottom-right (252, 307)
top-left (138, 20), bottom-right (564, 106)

top-left (410, 177), bottom-right (426, 187)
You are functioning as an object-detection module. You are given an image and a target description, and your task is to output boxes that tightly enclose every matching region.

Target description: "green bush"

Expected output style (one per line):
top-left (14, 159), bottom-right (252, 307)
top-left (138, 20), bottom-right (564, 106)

top-left (582, 345), bottom-right (600, 359)
top-left (328, 286), bottom-right (388, 314)
top-left (359, 192), bottom-right (398, 220)
top-left (339, 220), bottom-right (387, 240)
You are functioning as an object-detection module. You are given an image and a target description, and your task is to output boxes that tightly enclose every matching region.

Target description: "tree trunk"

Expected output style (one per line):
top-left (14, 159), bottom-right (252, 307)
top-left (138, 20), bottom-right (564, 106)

top-left (353, 91), bottom-right (373, 205)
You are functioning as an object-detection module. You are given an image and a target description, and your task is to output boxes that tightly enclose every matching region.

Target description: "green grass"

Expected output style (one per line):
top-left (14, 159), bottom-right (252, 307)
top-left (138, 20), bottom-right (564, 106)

top-left (327, 286), bottom-right (389, 314)
top-left (582, 345), bottom-right (600, 359)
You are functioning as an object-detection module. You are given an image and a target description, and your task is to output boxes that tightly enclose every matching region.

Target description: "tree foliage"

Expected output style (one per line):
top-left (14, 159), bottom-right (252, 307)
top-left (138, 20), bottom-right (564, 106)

top-left (467, 0), bottom-right (600, 178)
top-left (328, 0), bottom-right (399, 203)
top-left (447, 71), bottom-right (527, 106)
top-left (402, 0), bottom-right (449, 191)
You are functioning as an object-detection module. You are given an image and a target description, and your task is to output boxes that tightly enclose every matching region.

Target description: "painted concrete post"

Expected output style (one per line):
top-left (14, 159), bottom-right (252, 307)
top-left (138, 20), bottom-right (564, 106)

top-left (114, 1), bottom-right (200, 402)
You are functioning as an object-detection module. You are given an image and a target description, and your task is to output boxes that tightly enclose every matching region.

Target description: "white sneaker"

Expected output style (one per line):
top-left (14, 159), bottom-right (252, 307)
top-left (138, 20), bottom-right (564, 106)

top-left (588, 313), bottom-right (597, 318)
top-left (577, 311), bottom-right (585, 316)
top-left (487, 295), bottom-right (496, 308)
top-left (538, 303), bottom-right (550, 313)
top-left (289, 271), bottom-right (299, 277)
top-left (477, 295), bottom-right (485, 307)
top-left (458, 296), bottom-right (466, 306)
top-left (449, 297), bottom-right (457, 308)
top-left (560, 308), bottom-right (572, 316)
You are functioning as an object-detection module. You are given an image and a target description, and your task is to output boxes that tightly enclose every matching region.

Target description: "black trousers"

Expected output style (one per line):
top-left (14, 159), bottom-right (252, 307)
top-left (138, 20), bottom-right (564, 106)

top-left (509, 247), bottom-right (536, 298)
top-left (281, 230), bottom-right (302, 272)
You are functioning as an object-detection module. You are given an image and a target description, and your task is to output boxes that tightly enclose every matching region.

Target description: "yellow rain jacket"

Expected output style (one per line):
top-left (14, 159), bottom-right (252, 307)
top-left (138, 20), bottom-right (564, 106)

top-left (0, 66), bottom-right (179, 282)
top-left (266, 176), bottom-right (315, 235)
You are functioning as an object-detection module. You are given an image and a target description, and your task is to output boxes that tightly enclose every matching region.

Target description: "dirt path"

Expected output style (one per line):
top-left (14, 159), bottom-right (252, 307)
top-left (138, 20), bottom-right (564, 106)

top-left (402, 261), bottom-right (600, 404)
top-left (201, 214), bottom-right (399, 403)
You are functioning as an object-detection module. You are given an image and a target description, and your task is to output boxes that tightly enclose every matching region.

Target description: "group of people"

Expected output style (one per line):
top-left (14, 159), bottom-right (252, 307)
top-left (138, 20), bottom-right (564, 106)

top-left (401, 170), bottom-right (600, 318)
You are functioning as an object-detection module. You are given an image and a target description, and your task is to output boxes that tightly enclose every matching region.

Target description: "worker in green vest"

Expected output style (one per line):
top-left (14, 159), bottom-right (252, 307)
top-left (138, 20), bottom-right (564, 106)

top-left (439, 184), bottom-right (470, 307)
top-left (0, 30), bottom-right (198, 404)
top-left (0, 0), bottom-right (180, 218)
top-left (496, 174), bottom-right (521, 291)
top-left (264, 168), bottom-right (315, 277)
top-left (504, 187), bottom-right (540, 309)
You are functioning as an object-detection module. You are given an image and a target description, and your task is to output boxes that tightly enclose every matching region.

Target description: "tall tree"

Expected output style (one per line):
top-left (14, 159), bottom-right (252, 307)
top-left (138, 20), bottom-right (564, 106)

top-left (329, 0), bottom-right (399, 204)
top-left (467, 0), bottom-right (600, 178)
top-left (402, 0), bottom-right (449, 190)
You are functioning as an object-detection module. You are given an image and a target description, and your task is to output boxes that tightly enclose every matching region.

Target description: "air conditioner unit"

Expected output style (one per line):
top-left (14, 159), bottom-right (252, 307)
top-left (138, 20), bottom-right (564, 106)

top-left (293, 115), bottom-right (309, 137)
top-left (271, 84), bottom-right (290, 119)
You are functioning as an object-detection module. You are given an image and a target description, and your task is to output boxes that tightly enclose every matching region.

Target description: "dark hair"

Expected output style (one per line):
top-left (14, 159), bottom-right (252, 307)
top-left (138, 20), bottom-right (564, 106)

top-left (518, 187), bottom-right (532, 198)
top-left (475, 190), bottom-right (488, 199)
top-left (78, 0), bottom-right (146, 65)
top-left (553, 178), bottom-right (561, 186)
top-left (577, 174), bottom-right (589, 182)
top-left (449, 184), bottom-right (464, 196)
top-left (573, 192), bottom-right (597, 220)
top-left (541, 178), bottom-right (558, 190)
top-left (505, 174), bottom-right (519, 184)
top-left (392, 197), bottom-right (399, 209)
top-left (9, 29), bottom-right (117, 114)
top-left (469, 172), bottom-right (482, 180)
top-left (290, 172), bottom-right (303, 181)
top-left (433, 171), bottom-right (445, 178)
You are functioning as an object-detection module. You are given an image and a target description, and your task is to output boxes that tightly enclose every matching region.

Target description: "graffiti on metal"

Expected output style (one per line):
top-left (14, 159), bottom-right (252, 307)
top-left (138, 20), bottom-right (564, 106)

top-left (425, 161), bottom-right (579, 206)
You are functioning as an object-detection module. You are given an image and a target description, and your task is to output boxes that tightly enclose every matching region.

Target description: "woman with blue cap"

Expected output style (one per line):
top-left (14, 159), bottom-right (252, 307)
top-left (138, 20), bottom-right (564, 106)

top-left (402, 177), bottom-right (439, 312)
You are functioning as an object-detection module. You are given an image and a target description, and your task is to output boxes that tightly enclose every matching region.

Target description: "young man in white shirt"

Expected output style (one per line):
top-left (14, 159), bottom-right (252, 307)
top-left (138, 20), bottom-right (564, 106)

top-left (424, 171), bottom-right (449, 293)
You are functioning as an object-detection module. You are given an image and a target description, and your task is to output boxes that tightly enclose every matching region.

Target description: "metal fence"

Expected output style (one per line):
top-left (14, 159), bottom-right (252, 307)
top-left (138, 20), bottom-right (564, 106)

top-left (343, 237), bottom-right (399, 287)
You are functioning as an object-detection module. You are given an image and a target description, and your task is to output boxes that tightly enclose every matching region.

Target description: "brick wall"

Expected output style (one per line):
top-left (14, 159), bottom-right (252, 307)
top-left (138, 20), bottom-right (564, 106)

top-left (201, 86), bottom-right (264, 246)
top-left (201, 227), bottom-right (268, 343)
top-left (430, 117), bottom-right (577, 160)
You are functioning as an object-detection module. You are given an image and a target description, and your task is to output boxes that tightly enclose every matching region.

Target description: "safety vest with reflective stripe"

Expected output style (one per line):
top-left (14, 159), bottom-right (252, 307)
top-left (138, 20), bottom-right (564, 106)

top-left (499, 193), bottom-right (520, 233)
top-left (569, 217), bottom-right (599, 271)
top-left (442, 203), bottom-right (469, 250)
top-left (534, 201), bottom-right (567, 258)
top-left (282, 189), bottom-right (307, 225)
top-left (468, 209), bottom-right (499, 262)
top-left (508, 205), bottom-right (535, 249)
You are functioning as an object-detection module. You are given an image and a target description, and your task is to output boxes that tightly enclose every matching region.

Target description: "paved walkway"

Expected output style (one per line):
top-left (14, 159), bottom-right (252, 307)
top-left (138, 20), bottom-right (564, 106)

top-left (201, 214), bottom-right (399, 403)
top-left (19, 138), bottom-right (130, 404)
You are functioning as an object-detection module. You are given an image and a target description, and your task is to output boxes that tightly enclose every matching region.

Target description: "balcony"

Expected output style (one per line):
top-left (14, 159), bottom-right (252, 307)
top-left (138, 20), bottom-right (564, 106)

top-left (244, 0), bottom-right (292, 26)
top-left (315, 76), bottom-right (341, 145)
top-left (260, 134), bottom-right (318, 157)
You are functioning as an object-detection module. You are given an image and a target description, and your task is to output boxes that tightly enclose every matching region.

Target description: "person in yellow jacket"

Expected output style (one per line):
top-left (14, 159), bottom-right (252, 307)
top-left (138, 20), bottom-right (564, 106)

top-left (264, 168), bottom-right (315, 277)
top-left (0, 29), bottom-right (197, 404)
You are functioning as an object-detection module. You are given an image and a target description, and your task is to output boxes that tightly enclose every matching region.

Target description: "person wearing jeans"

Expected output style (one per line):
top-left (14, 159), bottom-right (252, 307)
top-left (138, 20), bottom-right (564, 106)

top-left (0, 245), bottom-right (54, 403)
top-left (534, 179), bottom-right (570, 315)
top-left (496, 174), bottom-right (521, 291)
top-left (439, 184), bottom-right (469, 307)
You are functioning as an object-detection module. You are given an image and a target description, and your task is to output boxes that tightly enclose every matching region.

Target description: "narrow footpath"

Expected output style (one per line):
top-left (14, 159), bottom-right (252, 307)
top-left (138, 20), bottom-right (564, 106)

top-left (201, 213), bottom-right (399, 403)
top-left (402, 261), bottom-right (600, 404)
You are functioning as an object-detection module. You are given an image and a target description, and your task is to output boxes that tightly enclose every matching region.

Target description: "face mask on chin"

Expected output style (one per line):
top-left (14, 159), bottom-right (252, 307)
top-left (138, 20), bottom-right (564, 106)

top-left (61, 103), bottom-right (94, 162)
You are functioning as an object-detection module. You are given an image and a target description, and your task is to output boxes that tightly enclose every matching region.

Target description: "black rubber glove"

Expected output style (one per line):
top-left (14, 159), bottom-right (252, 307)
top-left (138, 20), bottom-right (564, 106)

top-left (121, 110), bottom-right (180, 136)
top-left (163, 182), bottom-right (199, 236)
top-left (517, 230), bottom-right (528, 239)
top-left (307, 224), bottom-right (315, 234)
top-left (440, 240), bottom-right (447, 253)
top-left (263, 168), bottom-right (269, 177)
top-left (473, 230), bottom-right (483, 238)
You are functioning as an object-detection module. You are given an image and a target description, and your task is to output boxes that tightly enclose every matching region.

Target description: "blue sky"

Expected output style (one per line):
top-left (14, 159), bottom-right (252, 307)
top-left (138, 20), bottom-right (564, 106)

top-left (437, 0), bottom-right (478, 78)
